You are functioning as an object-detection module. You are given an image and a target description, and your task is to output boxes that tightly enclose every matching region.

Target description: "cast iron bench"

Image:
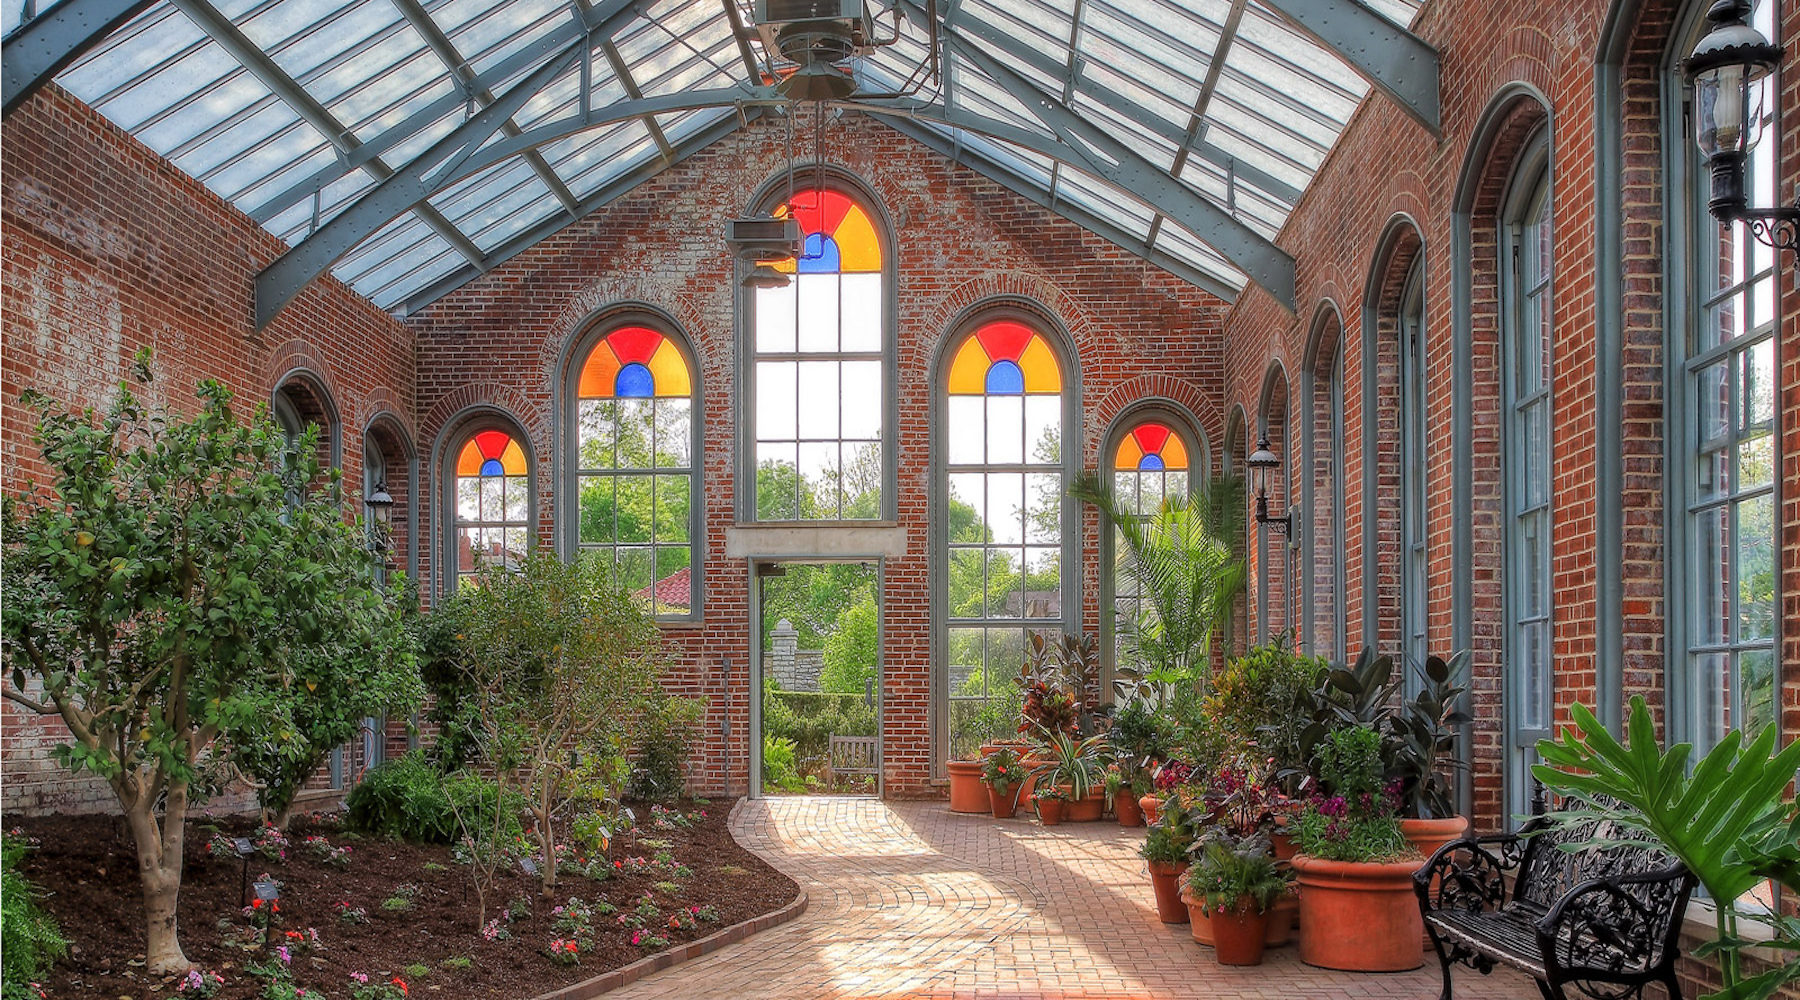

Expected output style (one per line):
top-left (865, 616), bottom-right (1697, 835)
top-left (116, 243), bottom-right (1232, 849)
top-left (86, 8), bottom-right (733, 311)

top-left (1414, 803), bottom-right (1695, 1000)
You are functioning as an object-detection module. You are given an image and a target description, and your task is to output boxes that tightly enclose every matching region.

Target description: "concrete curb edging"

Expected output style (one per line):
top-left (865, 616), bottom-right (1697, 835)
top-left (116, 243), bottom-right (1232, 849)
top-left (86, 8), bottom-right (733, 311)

top-left (530, 888), bottom-right (809, 1000)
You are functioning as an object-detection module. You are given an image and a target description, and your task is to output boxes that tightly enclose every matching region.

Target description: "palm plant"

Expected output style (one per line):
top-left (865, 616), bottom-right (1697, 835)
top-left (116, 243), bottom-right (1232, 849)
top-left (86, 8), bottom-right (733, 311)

top-left (1535, 698), bottom-right (1800, 1000)
top-left (1069, 474), bottom-right (1247, 708)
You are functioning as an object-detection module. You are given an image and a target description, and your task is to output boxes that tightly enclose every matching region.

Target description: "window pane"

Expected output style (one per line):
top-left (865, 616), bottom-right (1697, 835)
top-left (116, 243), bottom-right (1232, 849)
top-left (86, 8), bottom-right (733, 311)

top-left (947, 396), bottom-right (985, 465)
top-left (796, 273), bottom-right (839, 352)
top-left (1741, 649), bottom-right (1774, 733)
top-left (796, 361), bottom-right (840, 440)
top-left (615, 399), bottom-right (654, 469)
top-left (840, 273), bottom-right (882, 352)
top-left (654, 546), bottom-right (691, 616)
top-left (988, 473), bottom-right (1025, 546)
top-left (657, 398), bottom-right (691, 468)
top-left (656, 474), bottom-right (690, 544)
top-left (986, 396), bottom-right (1024, 464)
top-left (756, 361), bottom-right (798, 443)
top-left (1025, 396), bottom-right (1061, 465)
top-left (579, 477), bottom-right (616, 545)
top-left (615, 475), bottom-right (654, 544)
top-left (840, 362), bottom-right (882, 439)
top-left (1736, 493), bottom-right (1773, 641)
top-left (1693, 504), bottom-right (1730, 646)
top-left (755, 282), bottom-right (796, 352)
top-left (756, 443), bottom-right (799, 520)
top-left (579, 399), bottom-right (615, 468)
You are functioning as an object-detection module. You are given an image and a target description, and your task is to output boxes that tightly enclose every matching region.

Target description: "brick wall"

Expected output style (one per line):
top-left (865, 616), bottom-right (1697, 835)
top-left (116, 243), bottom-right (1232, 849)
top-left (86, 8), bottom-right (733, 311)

top-left (1, 85), bottom-right (419, 815)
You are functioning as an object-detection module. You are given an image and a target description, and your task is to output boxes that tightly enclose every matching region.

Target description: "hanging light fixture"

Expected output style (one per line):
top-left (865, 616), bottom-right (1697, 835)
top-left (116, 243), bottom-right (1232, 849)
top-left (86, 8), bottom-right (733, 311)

top-left (1684, 0), bottom-right (1797, 262)
top-left (726, 99), bottom-right (805, 287)
top-left (364, 481), bottom-right (395, 556)
top-left (1246, 434), bottom-right (1291, 534)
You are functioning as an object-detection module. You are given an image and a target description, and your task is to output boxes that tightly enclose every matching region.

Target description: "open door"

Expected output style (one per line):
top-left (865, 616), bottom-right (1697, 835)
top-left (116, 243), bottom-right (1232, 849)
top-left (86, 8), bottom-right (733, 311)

top-left (754, 561), bottom-right (880, 796)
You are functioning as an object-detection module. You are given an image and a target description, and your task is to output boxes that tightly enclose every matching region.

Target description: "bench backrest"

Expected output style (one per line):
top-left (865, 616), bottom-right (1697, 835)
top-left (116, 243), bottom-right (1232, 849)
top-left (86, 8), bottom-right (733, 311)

top-left (1514, 811), bottom-right (1680, 910)
top-left (827, 735), bottom-right (879, 776)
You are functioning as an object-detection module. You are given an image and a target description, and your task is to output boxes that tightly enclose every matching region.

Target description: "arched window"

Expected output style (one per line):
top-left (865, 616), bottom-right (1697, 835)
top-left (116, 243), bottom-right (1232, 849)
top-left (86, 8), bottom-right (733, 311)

top-left (1223, 406), bottom-right (1249, 657)
top-left (943, 317), bottom-right (1069, 759)
top-left (1303, 313), bottom-right (1345, 663)
top-left (450, 427), bottom-right (530, 589)
top-left (1399, 262), bottom-right (1429, 682)
top-left (1103, 411), bottom-right (1202, 676)
top-left (1259, 366), bottom-right (1294, 645)
top-left (572, 322), bottom-right (697, 617)
top-left (749, 187), bottom-right (888, 521)
top-left (1667, 0), bottom-right (1778, 755)
top-left (1501, 137), bottom-right (1553, 822)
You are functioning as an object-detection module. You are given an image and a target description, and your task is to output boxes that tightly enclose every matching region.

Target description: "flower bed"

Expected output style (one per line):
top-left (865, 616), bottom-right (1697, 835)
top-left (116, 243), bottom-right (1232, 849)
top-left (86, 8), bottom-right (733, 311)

top-left (11, 800), bottom-right (795, 999)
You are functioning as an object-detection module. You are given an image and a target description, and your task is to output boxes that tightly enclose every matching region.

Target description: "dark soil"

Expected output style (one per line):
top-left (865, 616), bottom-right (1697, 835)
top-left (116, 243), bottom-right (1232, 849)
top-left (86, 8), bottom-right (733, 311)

top-left (11, 799), bottom-right (796, 999)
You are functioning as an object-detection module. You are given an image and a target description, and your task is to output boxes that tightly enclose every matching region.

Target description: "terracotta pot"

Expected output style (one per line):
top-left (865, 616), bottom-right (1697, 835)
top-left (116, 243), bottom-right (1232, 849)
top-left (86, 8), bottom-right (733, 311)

top-left (1178, 886), bottom-right (1215, 945)
top-left (1065, 786), bottom-right (1105, 822)
top-left (1037, 797), bottom-right (1065, 825)
top-left (1114, 789), bottom-right (1144, 827)
top-left (946, 760), bottom-right (988, 813)
top-left (1264, 893), bottom-right (1298, 947)
top-left (1209, 900), bottom-right (1271, 966)
top-left (987, 784), bottom-right (1019, 820)
top-left (1400, 815), bottom-right (1470, 863)
top-left (1291, 855), bottom-right (1425, 971)
top-left (1270, 816), bottom-right (1298, 862)
top-left (1147, 860), bottom-right (1190, 923)
top-left (1139, 794), bottom-right (1161, 825)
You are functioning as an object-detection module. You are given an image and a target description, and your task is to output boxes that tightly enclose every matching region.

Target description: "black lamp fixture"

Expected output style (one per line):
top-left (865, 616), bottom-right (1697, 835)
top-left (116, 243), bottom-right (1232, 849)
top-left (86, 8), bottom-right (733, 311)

top-left (1246, 433), bottom-right (1290, 534)
top-left (365, 481), bottom-right (394, 555)
top-left (1684, 0), bottom-right (1797, 262)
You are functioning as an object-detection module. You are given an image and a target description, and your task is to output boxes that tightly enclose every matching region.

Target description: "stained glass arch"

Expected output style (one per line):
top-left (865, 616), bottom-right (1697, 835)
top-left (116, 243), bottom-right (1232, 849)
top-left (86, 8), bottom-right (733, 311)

top-left (442, 415), bottom-right (533, 592)
top-left (567, 316), bottom-right (700, 618)
top-left (1100, 405), bottom-right (1208, 678)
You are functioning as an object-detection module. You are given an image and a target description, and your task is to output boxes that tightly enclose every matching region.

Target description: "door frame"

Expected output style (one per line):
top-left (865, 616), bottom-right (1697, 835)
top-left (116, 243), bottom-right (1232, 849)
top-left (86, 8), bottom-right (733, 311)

top-left (748, 555), bottom-right (886, 799)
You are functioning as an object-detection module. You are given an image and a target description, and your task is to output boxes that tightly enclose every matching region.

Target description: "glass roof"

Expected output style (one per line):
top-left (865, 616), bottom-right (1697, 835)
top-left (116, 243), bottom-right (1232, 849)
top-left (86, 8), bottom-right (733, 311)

top-left (28, 0), bottom-right (1425, 310)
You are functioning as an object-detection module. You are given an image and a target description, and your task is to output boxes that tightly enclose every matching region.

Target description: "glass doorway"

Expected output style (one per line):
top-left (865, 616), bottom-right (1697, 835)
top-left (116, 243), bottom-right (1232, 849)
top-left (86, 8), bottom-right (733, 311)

top-left (756, 561), bottom-right (880, 796)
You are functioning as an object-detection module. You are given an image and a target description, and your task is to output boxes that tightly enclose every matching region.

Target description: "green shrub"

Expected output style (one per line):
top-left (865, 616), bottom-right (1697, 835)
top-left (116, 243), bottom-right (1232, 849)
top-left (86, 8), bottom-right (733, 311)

top-left (2, 834), bottom-right (67, 989)
top-left (762, 688), bottom-right (876, 764)
top-left (761, 735), bottom-right (808, 793)
top-left (344, 753), bottom-right (520, 844)
top-left (628, 695), bottom-right (704, 802)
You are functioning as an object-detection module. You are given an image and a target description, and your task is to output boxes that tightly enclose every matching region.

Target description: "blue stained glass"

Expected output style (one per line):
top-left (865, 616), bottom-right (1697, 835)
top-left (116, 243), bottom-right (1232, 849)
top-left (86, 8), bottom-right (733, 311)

top-left (615, 363), bottom-right (654, 397)
top-left (985, 360), bottom-right (1024, 394)
top-left (798, 233), bottom-right (840, 273)
top-left (480, 458), bottom-right (505, 476)
top-left (1138, 454), bottom-right (1165, 470)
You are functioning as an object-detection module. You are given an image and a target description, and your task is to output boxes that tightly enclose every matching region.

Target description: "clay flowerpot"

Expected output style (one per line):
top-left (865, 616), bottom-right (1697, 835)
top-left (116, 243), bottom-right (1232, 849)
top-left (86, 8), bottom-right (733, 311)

top-left (1209, 899), bottom-right (1271, 966)
top-left (946, 760), bottom-right (988, 814)
top-left (1065, 786), bottom-right (1105, 822)
top-left (1291, 855), bottom-right (1425, 971)
top-left (1037, 797), bottom-right (1066, 826)
top-left (1147, 861), bottom-right (1190, 923)
top-left (1114, 789), bottom-right (1144, 827)
top-left (1270, 816), bottom-right (1298, 862)
top-left (1178, 886), bottom-right (1215, 945)
top-left (1139, 794), bottom-right (1161, 825)
top-left (1400, 815), bottom-right (1470, 862)
top-left (1264, 893), bottom-right (1298, 947)
top-left (987, 784), bottom-right (1019, 820)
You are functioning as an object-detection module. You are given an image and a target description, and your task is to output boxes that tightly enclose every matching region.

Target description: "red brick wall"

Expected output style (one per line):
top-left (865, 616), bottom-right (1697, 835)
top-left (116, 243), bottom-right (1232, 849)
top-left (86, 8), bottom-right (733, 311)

top-left (405, 113), bottom-right (1232, 797)
top-left (1, 85), bottom-right (419, 814)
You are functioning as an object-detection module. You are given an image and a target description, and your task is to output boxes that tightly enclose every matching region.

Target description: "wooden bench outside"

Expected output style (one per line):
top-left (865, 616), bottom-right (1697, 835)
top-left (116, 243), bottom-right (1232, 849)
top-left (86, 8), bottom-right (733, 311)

top-left (824, 735), bottom-right (878, 787)
top-left (1414, 802), bottom-right (1695, 1000)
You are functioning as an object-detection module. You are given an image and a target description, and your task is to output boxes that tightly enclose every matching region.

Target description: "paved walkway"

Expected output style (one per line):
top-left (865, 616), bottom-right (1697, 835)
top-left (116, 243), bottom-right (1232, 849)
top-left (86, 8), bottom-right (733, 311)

top-left (609, 796), bottom-right (1535, 999)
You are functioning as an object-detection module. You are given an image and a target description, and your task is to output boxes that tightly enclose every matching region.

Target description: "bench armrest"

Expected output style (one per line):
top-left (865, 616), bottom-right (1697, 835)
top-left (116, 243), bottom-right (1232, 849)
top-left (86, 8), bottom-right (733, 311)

top-left (1414, 834), bottom-right (1524, 914)
top-left (1535, 865), bottom-right (1695, 980)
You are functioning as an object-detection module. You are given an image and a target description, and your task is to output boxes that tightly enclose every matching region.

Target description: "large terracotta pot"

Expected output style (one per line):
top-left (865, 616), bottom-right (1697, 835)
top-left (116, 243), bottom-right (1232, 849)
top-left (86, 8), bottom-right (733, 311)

top-left (1037, 797), bottom-right (1065, 825)
top-left (987, 783), bottom-right (1019, 820)
top-left (1146, 860), bottom-right (1190, 923)
top-left (1291, 855), bottom-right (1425, 971)
top-left (1114, 789), bottom-right (1144, 827)
top-left (946, 760), bottom-right (988, 813)
top-left (1140, 794), bottom-right (1161, 825)
top-left (1264, 893), bottom-right (1298, 947)
top-left (1066, 786), bottom-right (1105, 822)
top-left (1209, 900), bottom-right (1270, 966)
top-left (1178, 886), bottom-right (1215, 945)
top-left (1400, 816), bottom-right (1470, 862)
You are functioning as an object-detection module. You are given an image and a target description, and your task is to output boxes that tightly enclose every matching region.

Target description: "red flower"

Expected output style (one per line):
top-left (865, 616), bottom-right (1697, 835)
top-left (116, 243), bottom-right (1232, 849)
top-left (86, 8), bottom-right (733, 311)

top-left (391, 977), bottom-right (408, 995)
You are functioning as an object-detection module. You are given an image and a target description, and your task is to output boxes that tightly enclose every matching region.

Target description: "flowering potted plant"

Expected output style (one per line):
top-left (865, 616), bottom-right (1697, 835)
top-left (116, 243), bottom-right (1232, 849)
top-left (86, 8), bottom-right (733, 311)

top-left (1022, 725), bottom-right (1110, 821)
top-left (981, 746), bottom-right (1024, 819)
top-left (1289, 724), bottom-right (1422, 972)
top-left (1033, 782), bottom-right (1070, 826)
top-left (1182, 831), bottom-right (1292, 965)
top-left (1140, 822), bottom-right (1193, 923)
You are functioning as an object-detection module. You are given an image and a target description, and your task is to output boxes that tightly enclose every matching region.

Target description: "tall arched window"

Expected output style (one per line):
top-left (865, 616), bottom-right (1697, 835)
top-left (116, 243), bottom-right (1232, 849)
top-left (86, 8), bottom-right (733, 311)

top-left (1103, 411), bottom-right (1202, 677)
top-left (1304, 314), bottom-right (1345, 663)
top-left (1259, 366), bottom-right (1294, 645)
top-left (1501, 137), bottom-right (1554, 822)
top-left (1399, 263), bottom-right (1430, 684)
top-left (1667, 0), bottom-right (1778, 755)
top-left (573, 323), bottom-right (697, 618)
top-left (749, 187), bottom-right (888, 521)
top-left (943, 317), bottom-right (1068, 758)
top-left (450, 427), bottom-right (530, 589)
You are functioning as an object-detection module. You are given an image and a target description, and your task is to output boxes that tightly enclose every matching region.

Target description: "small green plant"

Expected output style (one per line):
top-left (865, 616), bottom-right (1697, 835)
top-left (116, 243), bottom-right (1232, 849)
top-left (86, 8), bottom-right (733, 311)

top-left (1293, 726), bottom-right (1411, 863)
top-left (1022, 725), bottom-right (1110, 800)
top-left (1139, 824), bottom-right (1192, 866)
top-left (653, 880), bottom-right (681, 894)
top-left (401, 963), bottom-right (430, 979)
top-left (2, 834), bottom-right (68, 990)
top-left (1186, 832), bottom-right (1290, 916)
top-left (761, 733), bottom-right (808, 793)
top-left (628, 694), bottom-right (705, 802)
top-left (381, 896), bottom-right (414, 912)
top-left (441, 956), bottom-right (473, 971)
top-left (423, 862), bottom-right (448, 872)
top-left (347, 972), bottom-right (408, 1000)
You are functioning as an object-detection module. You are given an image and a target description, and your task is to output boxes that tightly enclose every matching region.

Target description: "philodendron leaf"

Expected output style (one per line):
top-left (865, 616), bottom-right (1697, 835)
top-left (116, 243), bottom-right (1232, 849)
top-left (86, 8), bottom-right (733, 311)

top-left (1697, 959), bottom-right (1800, 1000)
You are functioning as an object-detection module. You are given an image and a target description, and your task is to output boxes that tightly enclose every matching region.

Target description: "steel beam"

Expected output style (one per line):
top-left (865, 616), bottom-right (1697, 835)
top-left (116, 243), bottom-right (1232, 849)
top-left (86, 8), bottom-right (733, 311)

top-left (399, 108), bottom-right (760, 314)
top-left (721, 0), bottom-right (763, 81)
top-left (254, 36), bottom-right (587, 328)
top-left (1257, 0), bottom-right (1440, 136)
top-left (2, 0), bottom-right (157, 117)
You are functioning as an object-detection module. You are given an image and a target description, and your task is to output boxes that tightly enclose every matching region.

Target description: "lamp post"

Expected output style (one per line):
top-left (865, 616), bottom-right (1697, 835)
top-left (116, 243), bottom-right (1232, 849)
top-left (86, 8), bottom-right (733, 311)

top-left (365, 481), bottom-right (394, 560)
top-left (1246, 433), bottom-right (1291, 534)
top-left (1684, 0), bottom-right (1797, 263)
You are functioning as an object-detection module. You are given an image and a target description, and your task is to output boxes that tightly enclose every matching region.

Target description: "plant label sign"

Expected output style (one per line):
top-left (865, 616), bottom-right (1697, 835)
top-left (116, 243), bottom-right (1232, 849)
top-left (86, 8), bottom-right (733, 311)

top-left (234, 838), bottom-right (255, 856)
top-left (252, 880), bottom-right (280, 902)
top-left (519, 857), bottom-right (539, 875)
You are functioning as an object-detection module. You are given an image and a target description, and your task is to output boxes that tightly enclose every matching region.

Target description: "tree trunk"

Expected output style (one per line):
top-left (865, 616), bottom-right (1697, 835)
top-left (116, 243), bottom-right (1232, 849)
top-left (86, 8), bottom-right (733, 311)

top-left (123, 786), bottom-right (191, 975)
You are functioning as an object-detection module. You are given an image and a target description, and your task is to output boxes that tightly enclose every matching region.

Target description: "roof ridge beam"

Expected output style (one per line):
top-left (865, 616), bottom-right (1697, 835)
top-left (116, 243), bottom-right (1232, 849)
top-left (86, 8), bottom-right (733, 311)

top-left (1255, 0), bottom-right (1440, 137)
top-left (2, 0), bottom-right (159, 116)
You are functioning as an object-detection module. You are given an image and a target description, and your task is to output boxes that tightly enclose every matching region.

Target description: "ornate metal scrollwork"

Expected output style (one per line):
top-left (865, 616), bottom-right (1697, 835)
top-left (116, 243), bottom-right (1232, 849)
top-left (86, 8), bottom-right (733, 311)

top-left (1426, 843), bottom-right (1510, 913)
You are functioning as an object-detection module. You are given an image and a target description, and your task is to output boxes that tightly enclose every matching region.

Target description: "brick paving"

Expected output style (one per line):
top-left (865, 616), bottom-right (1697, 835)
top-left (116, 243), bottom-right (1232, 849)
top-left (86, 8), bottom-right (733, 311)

top-left (608, 796), bottom-right (1535, 999)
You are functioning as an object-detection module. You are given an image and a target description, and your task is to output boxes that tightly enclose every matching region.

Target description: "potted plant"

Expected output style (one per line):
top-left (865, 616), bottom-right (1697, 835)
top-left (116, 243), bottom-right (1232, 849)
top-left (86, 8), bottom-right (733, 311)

top-left (1023, 725), bottom-right (1109, 821)
top-left (1034, 782), bottom-right (1069, 826)
top-left (1103, 765), bottom-right (1148, 827)
top-left (981, 746), bottom-right (1024, 820)
top-left (1140, 821), bottom-right (1193, 923)
top-left (1289, 725), bottom-right (1423, 972)
top-left (1107, 697), bottom-right (1164, 827)
top-left (1183, 832), bottom-right (1292, 966)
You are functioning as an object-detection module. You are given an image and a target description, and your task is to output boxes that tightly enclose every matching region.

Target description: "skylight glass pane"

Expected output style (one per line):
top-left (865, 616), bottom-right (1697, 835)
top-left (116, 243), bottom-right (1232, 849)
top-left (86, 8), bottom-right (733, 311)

top-left (1081, 3), bottom-right (1213, 92)
top-left (1205, 116), bottom-right (1312, 190)
top-left (960, 0), bottom-right (1069, 62)
top-left (82, 39), bottom-right (240, 133)
top-left (951, 61), bottom-right (1055, 139)
top-left (343, 71), bottom-right (458, 145)
top-left (1155, 222), bottom-right (1244, 288)
top-left (551, 122), bottom-right (657, 199)
top-left (516, 61), bottom-right (591, 130)
top-left (1056, 167), bottom-right (1154, 238)
top-left (660, 106), bottom-right (733, 144)
top-left (56, 7), bottom-right (204, 105)
top-left (1238, 3), bottom-right (1362, 92)
top-left (192, 111), bottom-right (329, 196)
top-left (364, 241), bottom-right (467, 307)
top-left (961, 134), bottom-right (1056, 190)
top-left (440, 0), bottom-right (572, 78)
top-left (244, 0), bottom-right (402, 86)
top-left (326, 45), bottom-right (444, 130)
top-left (1212, 74), bottom-right (1338, 152)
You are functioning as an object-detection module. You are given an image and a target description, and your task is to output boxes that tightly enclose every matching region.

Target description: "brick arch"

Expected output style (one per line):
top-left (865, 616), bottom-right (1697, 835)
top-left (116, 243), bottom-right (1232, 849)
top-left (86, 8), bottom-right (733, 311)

top-left (1090, 375), bottom-right (1216, 471)
top-left (542, 281), bottom-right (712, 383)
top-left (1303, 302), bottom-right (1347, 662)
top-left (262, 338), bottom-right (342, 406)
top-left (355, 387), bottom-right (419, 455)
top-left (911, 271), bottom-right (1101, 373)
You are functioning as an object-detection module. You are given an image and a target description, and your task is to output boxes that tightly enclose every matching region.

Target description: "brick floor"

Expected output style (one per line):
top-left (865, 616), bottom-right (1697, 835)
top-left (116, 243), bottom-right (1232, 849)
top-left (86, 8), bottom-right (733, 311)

top-left (607, 796), bottom-right (1536, 999)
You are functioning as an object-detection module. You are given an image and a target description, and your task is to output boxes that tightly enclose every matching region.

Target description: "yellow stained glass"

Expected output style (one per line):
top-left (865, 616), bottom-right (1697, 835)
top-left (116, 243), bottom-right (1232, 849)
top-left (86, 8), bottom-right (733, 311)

top-left (647, 339), bottom-right (692, 397)
top-left (1116, 436), bottom-right (1144, 470)
top-left (499, 439), bottom-right (527, 476)
top-left (835, 206), bottom-right (881, 272)
top-left (579, 343), bottom-right (621, 398)
top-left (1018, 334), bottom-right (1061, 393)
top-left (1162, 433), bottom-right (1188, 470)
top-left (947, 337), bottom-right (992, 394)
top-left (456, 439), bottom-right (483, 476)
